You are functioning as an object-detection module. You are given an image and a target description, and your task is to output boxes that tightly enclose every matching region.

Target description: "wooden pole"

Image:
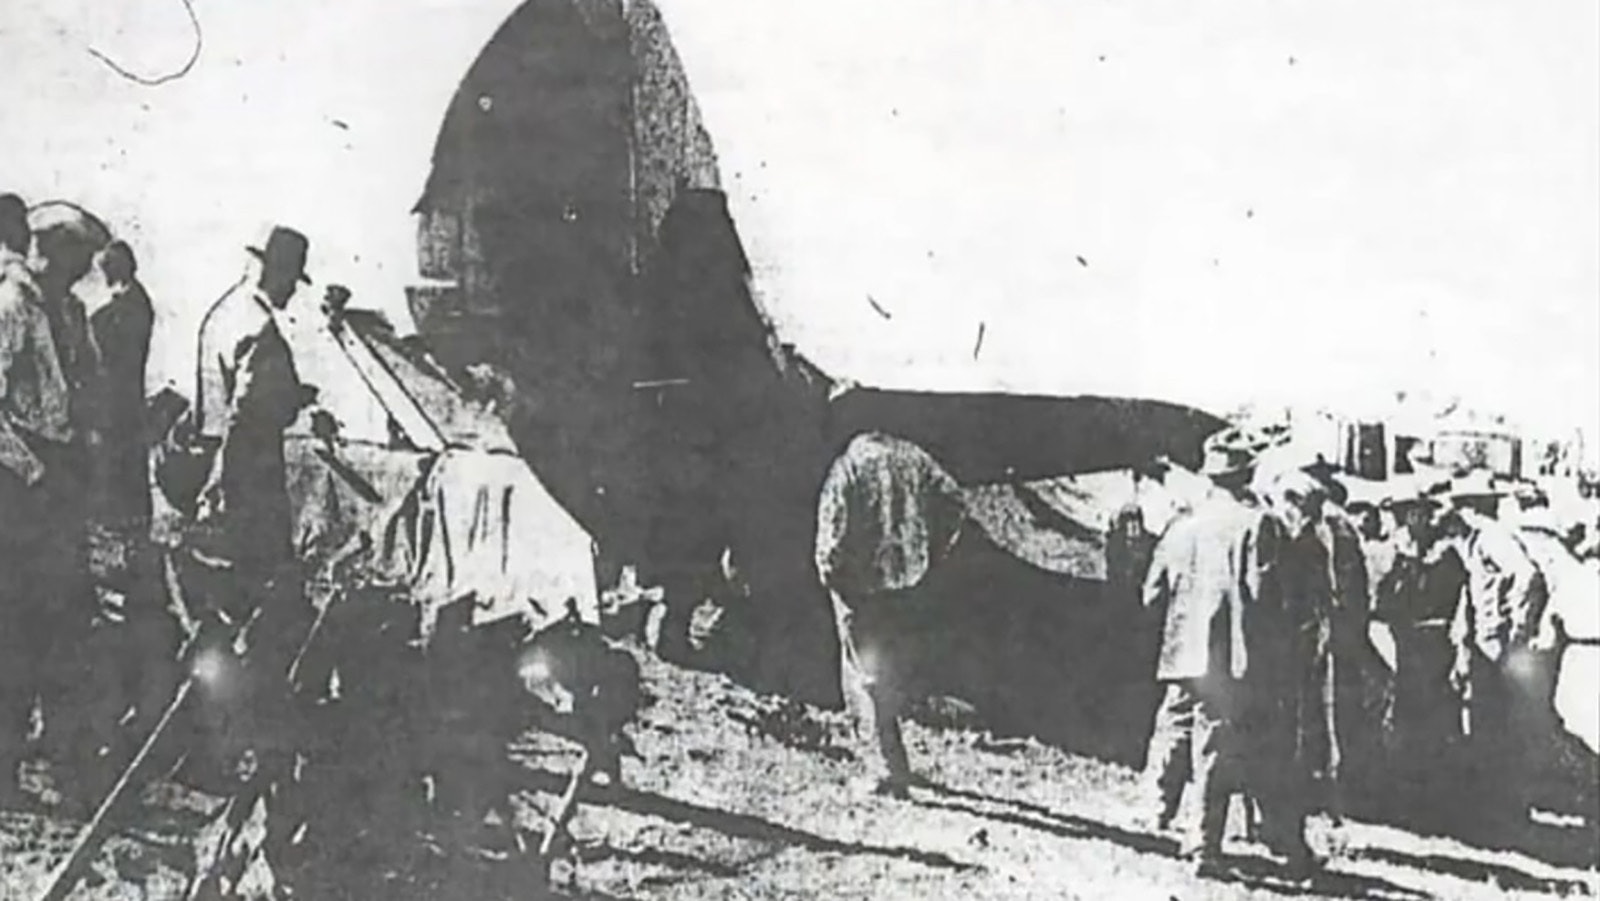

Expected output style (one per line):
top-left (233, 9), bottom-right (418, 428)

top-left (539, 747), bottom-right (591, 886)
top-left (37, 677), bottom-right (196, 901)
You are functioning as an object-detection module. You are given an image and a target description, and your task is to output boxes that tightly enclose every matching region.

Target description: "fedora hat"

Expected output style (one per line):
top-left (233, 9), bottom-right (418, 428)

top-left (1379, 473), bottom-right (1448, 511)
top-left (1199, 428), bottom-right (1259, 481)
top-left (1299, 457), bottom-right (1350, 507)
top-left (1440, 469), bottom-right (1506, 503)
top-left (247, 226), bottom-right (312, 285)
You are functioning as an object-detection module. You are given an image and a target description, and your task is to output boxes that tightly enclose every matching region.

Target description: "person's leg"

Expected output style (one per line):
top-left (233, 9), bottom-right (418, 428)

top-left (1143, 682), bottom-right (1194, 831)
top-left (1245, 680), bottom-right (1317, 873)
top-left (867, 678), bottom-right (914, 793)
top-left (834, 591), bottom-right (918, 793)
top-left (1189, 685), bottom-right (1234, 869)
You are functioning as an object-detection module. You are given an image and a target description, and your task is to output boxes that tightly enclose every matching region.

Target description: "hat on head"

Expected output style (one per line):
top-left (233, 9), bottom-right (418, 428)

top-left (1380, 473), bottom-right (1447, 511)
top-left (1441, 469), bottom-right (1506, 504)
top-left (1300, 457), bottom-right (1350, 507)
top-left (247, 226), bottom-right (311, 285)
top-left (1199, 428), bottom-right (1259, 482)
top-left (1260, 467), bottom-right (1329, 505)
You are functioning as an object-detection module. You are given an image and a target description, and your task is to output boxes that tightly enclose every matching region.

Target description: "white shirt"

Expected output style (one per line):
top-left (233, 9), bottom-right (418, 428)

top-left (195, 278), bottom-right (277, 439)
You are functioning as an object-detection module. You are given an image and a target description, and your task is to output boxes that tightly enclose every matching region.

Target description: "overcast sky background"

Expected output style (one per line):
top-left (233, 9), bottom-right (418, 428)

top-left (1, 0), bottom-right (1595, 440)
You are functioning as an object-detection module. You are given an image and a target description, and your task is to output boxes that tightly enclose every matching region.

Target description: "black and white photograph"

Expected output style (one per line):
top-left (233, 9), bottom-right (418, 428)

top-left (0, 1), bottom-right (1596, 898)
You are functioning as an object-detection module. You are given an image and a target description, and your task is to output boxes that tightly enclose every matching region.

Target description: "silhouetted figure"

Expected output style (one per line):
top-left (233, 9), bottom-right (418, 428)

top-left (88, 239), bottom-right (154, 526)
top-left (1373, 491), bottom-right (1469, 826)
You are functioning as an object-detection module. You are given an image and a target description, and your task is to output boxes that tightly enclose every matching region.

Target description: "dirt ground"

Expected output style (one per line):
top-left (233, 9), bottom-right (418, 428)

top-left (3, 644), bottom-right (1596, 901)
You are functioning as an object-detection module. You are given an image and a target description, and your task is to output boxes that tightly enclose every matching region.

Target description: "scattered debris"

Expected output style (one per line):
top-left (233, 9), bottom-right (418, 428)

top-left (867, 295), bottom-right (893, 320)
top-left (973, 322), bottom-right (986, 360)
top-left (1075, 255), bottom-right (1089, 267)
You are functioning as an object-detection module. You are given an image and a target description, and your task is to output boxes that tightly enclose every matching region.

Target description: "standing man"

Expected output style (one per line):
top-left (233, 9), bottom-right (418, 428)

top-left (1140, 438), bottom-right (1308, 877)
top-left (1436, 473), bottom-right (1551, 839)
top-left (0, 193), bottom-right (78, 806)
top-left (88, 239), bottom-right (154, 528)
top-left (815, 432), bottom-right (967, 798)
top-left (1371, 486), bottom-right (1468, 825)
top-left (1277, 462), bottom-right (1374, 825)
top-left (185, 225), bottom-right (319, 899)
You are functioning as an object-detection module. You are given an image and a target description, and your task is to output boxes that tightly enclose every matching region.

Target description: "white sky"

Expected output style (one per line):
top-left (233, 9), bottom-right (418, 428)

top-left (1, 0), bottom-right (1595, 439)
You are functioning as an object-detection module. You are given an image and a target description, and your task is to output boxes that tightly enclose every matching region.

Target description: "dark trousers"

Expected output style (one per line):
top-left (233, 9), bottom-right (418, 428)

top-left (0, 447), bottom-right (95, 795)
top-left (1461, 645), bottom-right (1560, 831)
top-left (1145, 680), bottom-right (1238, 856)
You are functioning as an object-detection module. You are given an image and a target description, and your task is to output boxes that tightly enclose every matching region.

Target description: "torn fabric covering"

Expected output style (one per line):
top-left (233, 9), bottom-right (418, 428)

top-left (383, 448), bottom-right (599, 640)
top-left (286, 441), bottom-right (599, 638)
top-left (286, 439), bottom-right (426, 592)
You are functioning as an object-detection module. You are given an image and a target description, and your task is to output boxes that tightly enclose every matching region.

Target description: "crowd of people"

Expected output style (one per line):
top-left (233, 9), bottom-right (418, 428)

top-left (1, 187), bottom-right (1588, 896)
top-left (0, 193), bottom-right (156, 815)
top-left (1137, 428), bottom-right (1574, 878)
top-left (0, 203), bottom-right (603, 899)
top-left (815, 420), bottom-right (1584, 883)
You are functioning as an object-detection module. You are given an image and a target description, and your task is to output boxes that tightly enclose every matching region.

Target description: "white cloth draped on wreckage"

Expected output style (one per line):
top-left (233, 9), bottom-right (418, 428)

top-left (289, 442), bottom-right (592, 641)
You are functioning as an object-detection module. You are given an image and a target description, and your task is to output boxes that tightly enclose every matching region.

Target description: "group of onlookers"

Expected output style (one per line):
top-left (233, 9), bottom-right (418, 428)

top-left (1140, 428), bottom-right (1570, 877)
top-left (0, 193), bottom-right (153, 812)
top-left (814, 418), bottom-right (1581, 884)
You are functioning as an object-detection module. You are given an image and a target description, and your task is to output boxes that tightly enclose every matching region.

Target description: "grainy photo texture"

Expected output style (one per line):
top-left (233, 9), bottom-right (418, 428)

top-left (0, 1), bottom-right (1596, 899)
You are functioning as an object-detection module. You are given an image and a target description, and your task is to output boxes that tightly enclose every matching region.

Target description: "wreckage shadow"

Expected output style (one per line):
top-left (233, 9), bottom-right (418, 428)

top-left (511, 767), bottom-right (978, 875)
top-left (915, 784), bottom-right (1430, 901)
top-left (901, 534), bottom-right (1164, 769)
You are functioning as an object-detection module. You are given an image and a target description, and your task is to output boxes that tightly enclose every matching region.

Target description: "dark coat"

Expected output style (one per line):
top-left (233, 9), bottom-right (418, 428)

top-left (214, 317), bottom-right (302, 572)
top-left (89, 280), bottom-right (154, 522)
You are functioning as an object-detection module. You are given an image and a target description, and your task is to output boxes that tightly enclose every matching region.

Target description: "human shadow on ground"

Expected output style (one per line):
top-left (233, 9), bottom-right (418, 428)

top-left (574, 842), bottom-right (744, 879)
top-left (1350, 846), bottom-right (1596, 896)
top-left (914, 783), bottom-right (1430, 901)
top-left (511, 767), bottom-right (980, 875)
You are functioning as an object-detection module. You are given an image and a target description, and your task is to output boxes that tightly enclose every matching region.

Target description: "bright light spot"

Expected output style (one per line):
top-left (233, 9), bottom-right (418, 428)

top-left (518, 651), bottom-right (551, 686)
top-left (193, 648), bottom-right (228, 685)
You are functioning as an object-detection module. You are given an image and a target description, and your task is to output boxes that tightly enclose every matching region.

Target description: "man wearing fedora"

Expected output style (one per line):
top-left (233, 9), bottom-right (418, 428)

top-left (1435, 471), bottom-right (1552, 838)
top-left (1140, 432), bottom-right (1313, 877)
top-left (183, 225), bottom-right (320, 897)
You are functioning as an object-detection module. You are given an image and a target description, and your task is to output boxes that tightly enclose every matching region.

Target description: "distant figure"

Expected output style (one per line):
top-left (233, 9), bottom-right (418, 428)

top-left (1106, 501), bottom-right (1156, 608)
top-left (0, 193), bottom-right (79, 806)
top-left (815, 432), bottom-right (967, 797)
top-left (88, 240), bottom-right (154, 526)
top-left (1140, 439), bottom-right (1312, 877)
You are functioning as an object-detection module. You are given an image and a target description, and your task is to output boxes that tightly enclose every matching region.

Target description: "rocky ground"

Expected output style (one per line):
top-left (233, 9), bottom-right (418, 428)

top-left (3, 641), bottom-right (1596, 900)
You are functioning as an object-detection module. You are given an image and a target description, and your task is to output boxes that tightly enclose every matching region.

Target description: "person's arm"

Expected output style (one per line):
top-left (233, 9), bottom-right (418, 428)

top-left (0, 288), bottom-right (45, 485)
top-left (1448, 546), bottom-right (1474, 691)
top-left (1499, 534), bottom-right (1547, 648)
top-left (1142, 521), bottom-right (1179, 610)
top-left (814, 454), bottom-right (853, 589)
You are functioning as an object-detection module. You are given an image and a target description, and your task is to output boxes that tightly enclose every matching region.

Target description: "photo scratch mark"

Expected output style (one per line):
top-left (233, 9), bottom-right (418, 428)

top-left (87, 0), bottom-right (203, 87)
